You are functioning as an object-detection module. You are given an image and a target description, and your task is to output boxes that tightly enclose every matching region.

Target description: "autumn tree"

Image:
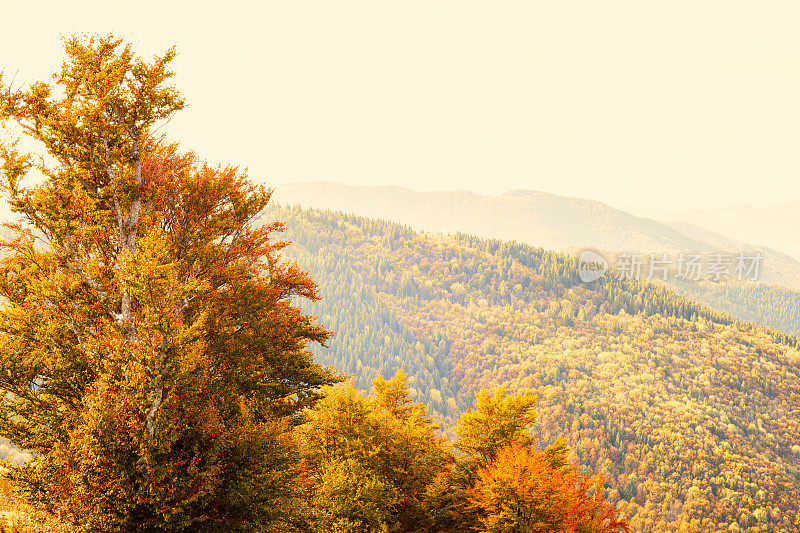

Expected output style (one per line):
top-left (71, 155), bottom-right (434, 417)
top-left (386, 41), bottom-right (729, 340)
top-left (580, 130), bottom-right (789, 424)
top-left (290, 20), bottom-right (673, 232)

top-left (468, 444), bottom-right (629, 533)
top-left (455, 386), bottom-right (543, 473)
top-left (454, 387), bottom-right (628, 533)
top-left (0, 35), bottom-right (337, 531)
top-left (297, 371), bottom-right (452, 532)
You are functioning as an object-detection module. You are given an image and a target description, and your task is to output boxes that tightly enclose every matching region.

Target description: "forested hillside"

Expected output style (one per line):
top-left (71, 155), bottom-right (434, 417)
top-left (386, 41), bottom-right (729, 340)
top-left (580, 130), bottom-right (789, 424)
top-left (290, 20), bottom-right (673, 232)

top-left (272, 182), bottom-right (800, 290)
top-left (271, 182), bottom-right (800, 337)
top-left (271, 204), bottom-right (800, 532)
top-left (675, 281), bottom-right (800, 337)
top-left (272, 182), bottom-right (712, 254)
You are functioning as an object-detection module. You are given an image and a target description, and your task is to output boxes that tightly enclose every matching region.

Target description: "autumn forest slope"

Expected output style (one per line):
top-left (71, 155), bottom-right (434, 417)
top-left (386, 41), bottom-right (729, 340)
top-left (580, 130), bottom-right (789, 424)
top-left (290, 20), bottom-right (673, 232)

top-left (271, 204), bottom-right (800, 533)
top-left (272, 182), bottom-right (800, 338)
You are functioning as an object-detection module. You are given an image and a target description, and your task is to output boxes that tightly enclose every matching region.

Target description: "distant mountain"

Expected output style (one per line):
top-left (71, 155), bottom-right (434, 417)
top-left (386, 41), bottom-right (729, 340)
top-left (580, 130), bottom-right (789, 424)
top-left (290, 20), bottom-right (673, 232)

top-left (629, 201), bottom-right (800, 262)
top-left (272, 182), bottom-right (800, 293)
top-left (270, 204), bottom-right (800, 532)
top-left (273, 182), bottom-right (717, 254)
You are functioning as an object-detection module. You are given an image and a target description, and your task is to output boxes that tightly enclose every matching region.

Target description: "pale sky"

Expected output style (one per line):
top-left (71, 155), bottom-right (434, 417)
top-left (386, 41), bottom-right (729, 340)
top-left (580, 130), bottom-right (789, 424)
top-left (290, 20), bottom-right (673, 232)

top-left (2, 1), bottom-right (799, 210)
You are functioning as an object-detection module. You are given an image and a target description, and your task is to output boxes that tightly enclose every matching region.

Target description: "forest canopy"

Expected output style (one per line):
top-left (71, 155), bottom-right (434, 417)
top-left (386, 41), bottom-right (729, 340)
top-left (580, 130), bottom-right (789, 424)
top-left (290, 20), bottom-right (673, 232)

top-left (273, 204), bottom-right (800, 532)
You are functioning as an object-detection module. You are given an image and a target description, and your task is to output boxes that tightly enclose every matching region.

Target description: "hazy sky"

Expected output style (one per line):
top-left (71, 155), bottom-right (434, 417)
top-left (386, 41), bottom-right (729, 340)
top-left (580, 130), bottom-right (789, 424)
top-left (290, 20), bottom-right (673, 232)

top-left (2, 1), bottom-right (799, 210)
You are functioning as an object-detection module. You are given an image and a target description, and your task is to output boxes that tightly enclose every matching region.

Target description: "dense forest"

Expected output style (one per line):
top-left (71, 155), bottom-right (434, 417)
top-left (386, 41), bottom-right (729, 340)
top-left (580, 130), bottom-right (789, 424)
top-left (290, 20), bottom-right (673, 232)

top-left (272, 204), bottom-right (800, 532)
top-left (272, 182), bottom-right (800, 338)
top-left (674, 281), bottom-right (800, 337)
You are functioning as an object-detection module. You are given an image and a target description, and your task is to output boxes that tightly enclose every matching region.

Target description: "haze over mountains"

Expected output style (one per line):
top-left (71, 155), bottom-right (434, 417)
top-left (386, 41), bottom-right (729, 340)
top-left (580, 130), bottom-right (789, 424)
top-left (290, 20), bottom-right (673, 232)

top-left (628, 202), bottom-right (800, 263)
top-left (772, 199), bottom-right (800, 220)
top-left (273, 182), bottom-right (716, 254)
top-left (272, 181), bottom-right (800, 290)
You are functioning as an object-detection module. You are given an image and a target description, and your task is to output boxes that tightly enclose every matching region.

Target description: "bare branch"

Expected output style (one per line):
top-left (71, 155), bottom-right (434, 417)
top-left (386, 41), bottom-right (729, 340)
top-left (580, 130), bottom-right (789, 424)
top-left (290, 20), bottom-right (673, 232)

top-left (68, 315), bottom-right (86, 352)
top-left (63, 224), bottom-right (122, 322)
top-left (146, 387), bottom-right (162, 441)
top-left (145, 339), bottom-right (168, 441)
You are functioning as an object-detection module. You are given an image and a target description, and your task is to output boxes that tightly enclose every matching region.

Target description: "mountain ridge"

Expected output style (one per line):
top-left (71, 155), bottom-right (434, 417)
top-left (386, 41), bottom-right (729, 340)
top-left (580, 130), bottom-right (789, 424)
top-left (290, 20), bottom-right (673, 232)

top-left (628, 203), bottom-right (800, 262)
top-left (272, 181), bottom-right (718, 252)
top-left (271, 181), bottom-right (800, 293)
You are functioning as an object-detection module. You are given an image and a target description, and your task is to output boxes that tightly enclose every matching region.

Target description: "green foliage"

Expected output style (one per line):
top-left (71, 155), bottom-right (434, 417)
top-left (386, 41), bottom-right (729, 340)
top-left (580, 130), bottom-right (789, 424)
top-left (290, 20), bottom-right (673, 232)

top-left (679, 280), bottom-right (800, 337)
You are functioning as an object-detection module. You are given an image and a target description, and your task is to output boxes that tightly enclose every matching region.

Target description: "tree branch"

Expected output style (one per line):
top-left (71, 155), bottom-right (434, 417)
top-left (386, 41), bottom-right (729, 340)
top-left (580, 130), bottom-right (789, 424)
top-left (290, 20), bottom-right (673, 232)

top-left (63, 224), bottom-right (122, 322)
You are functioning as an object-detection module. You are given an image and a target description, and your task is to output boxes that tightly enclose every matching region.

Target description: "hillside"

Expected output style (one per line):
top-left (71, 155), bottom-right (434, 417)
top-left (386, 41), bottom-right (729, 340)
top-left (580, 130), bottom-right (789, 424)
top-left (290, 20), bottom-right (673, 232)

top-left (272, 182), bottom-right (800, 336)
top-left (272, 182), bottom-right (718, 254)
top-left (272, 182), bottom-right (800, 287)
top-left (674, 280), bottom-right (800, 337)
top-left (270, 204), bottom-right (800, 532)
